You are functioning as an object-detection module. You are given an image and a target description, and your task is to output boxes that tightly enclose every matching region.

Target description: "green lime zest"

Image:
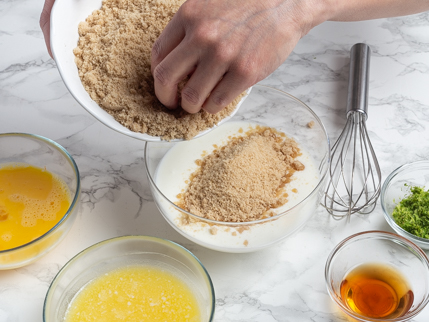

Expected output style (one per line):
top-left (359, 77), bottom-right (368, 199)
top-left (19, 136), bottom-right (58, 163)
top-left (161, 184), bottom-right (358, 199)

top-left (392, 185), bottom-right (429, 239)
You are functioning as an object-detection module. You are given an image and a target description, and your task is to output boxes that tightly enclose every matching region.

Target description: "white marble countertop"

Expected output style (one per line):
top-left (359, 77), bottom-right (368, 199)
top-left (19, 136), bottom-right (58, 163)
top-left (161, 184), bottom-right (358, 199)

top-left (1, 1), bottom-right (429, 321)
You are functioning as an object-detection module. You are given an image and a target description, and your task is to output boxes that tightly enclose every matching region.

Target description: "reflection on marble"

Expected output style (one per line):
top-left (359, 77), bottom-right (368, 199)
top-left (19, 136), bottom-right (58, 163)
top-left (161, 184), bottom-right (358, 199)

top-left (1, 1), bottom-right (429, 321)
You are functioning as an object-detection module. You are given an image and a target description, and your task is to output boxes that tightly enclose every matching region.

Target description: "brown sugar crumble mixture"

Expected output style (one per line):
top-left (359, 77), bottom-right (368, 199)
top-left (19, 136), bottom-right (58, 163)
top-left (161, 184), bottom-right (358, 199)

top-left (74, 0), bottom-right (243, 141)
top-left (177, 126), bottom-right (305, 222)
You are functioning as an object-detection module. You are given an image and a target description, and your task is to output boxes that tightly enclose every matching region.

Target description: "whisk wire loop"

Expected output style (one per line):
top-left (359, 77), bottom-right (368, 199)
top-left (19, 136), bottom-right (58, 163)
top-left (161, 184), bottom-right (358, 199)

top-left (322, 43), bottom-right (381, 220)
top-left (323, 111), bottom-right (381, 219)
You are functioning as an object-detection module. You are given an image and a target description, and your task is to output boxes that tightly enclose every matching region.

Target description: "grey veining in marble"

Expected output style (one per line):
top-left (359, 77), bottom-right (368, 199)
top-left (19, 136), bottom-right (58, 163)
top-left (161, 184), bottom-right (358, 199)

top-left (1, 1), bottom-right (429, 321)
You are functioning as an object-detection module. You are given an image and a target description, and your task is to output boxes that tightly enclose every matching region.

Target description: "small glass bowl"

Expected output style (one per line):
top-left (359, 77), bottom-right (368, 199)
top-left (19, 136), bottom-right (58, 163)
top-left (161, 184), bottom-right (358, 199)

top-left (145, 85), bottom-right (329, 253)
top-left (43, 235), bottom-right (215, 322)
top-left (0, 133), bottom-right (80, 269)
top-left (381, 160), bottom-right (429, 250)
top-left (325, 230), bottom-right (429, 322)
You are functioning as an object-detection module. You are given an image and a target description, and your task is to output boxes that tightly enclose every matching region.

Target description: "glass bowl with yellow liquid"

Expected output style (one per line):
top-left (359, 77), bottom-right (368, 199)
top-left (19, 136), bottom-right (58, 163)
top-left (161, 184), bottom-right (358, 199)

top-left (325, 230), bottom-right (429, 322)
top-left (0, 133), bottom-right (80, 269)
top-left (43, 235), bottom-right (215, 322)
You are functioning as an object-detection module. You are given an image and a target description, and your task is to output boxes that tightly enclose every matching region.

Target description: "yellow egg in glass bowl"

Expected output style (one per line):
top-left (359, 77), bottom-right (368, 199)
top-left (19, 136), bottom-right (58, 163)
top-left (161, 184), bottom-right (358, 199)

top-left (145, 85), bottom-right (330, 253)
top-left (0, 133), bottom-right (80, 269)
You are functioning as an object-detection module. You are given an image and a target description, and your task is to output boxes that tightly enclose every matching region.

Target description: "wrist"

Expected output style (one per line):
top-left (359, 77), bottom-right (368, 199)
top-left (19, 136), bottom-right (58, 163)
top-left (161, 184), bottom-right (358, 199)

top-left (278, 0), bottom-right (339, 38)
top-left (305, 0), bottom-right (341, 28)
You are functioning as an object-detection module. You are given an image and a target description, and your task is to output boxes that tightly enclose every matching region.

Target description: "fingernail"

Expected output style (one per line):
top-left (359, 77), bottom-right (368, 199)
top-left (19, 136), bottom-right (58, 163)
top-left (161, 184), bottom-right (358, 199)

top-left (202, 104), bottom-right (220, 114)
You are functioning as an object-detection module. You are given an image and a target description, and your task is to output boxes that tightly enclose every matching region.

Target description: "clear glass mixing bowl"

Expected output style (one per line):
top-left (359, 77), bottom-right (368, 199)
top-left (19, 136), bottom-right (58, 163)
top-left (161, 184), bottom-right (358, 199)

top-left (145, 85), bottom-right (330, 253)
top-left (43, 235), bottom-right (215, 322)
top-left (0, 133), bottom-right (81, 269)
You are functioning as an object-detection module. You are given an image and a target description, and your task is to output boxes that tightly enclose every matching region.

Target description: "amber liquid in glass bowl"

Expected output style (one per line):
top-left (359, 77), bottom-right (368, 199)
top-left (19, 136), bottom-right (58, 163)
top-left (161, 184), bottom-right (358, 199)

top-left (340, 263), bottom-right (413, 319)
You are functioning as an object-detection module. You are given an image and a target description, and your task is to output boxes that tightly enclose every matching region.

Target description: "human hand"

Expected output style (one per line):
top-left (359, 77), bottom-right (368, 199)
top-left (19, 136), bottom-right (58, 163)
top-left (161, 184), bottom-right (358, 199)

top-left (40, 0), bottom-right (56, 58)
top-left (151, 0), bottom-right (328, 114)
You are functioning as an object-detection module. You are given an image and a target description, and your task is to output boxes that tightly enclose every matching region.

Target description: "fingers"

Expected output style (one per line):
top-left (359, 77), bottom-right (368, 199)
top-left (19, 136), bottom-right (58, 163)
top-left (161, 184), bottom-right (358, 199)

top-left (203, 70), bottom-right (254, 114)
top-left (153, 40), bottom-right (252, 114)
top-left (152, 41), bottom-right (200, 109)
top-left (40, 0), bottom-right (56, 58)
top-left (179, 60), bottom-right (228, 114)
top-left (151, 0), bottom-right (284, 114)
top-left (151, 0), bottom-right (249, 113)
top-left (151, 14), bottom-right (186, 75)
top-left (151, 14), bottom-right (189, 109)
top-left (152, 22), bottom-right (242, 113)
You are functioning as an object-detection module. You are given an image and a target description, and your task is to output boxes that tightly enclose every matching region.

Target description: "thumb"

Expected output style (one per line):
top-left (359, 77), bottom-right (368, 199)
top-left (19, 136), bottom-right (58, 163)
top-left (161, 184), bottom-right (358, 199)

top-left (40, 0), bottom-right (56, 58)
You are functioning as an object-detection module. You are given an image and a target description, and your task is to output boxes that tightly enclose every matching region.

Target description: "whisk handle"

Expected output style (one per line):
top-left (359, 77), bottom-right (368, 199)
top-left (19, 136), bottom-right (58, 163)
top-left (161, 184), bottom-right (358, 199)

top-left (347, 43), bottom-right (371, 119)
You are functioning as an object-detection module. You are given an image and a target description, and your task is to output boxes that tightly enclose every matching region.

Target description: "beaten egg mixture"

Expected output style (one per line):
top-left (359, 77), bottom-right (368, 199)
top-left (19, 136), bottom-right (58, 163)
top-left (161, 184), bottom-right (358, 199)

top-left (0, 164), bottom-right (71, 251)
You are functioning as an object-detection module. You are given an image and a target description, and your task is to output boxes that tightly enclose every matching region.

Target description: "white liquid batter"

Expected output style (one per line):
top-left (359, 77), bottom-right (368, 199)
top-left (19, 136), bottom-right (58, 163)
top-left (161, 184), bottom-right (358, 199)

top-left (154, 121), bottom-right (321, 252)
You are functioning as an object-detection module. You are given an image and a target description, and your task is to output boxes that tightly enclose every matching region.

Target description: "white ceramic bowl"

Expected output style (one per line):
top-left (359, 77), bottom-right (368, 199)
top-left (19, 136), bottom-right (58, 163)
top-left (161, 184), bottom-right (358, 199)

top-left (145, 85), bottom-right (330, 253)
top-left (50, 0), bottom-right (248, 141)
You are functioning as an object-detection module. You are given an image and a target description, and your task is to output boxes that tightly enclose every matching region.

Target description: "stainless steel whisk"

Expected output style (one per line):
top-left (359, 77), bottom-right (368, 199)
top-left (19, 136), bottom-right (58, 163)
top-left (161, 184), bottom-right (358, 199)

top-left (323, 43), bottom-right (382, 220)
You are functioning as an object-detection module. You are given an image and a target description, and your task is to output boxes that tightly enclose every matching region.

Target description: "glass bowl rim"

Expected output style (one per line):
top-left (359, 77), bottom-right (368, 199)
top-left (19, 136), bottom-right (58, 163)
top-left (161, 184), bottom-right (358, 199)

top-left (381, 159), bottom-right (429, 244)
top-left (0, 132), bottom-right (81, 254)
top-left (324, 230), bottom-right (429, 322)
top-left (43, 235), bottom-right (215, 321)
top-left (144, 84), bottom-right (330, 226)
